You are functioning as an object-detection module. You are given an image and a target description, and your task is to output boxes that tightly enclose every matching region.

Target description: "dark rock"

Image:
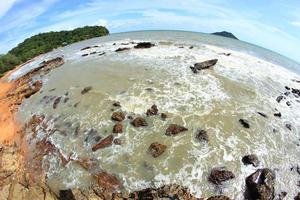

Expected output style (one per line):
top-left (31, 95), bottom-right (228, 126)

top-left (257, 112), bottom-right (268, 118)
top-left (73, 102), bottom-right (80, 108)
top-left (245, 168), bottom-right (276, 200)
top-left (165, 124), bottom-right (188, 136)
top-left (113, 123), bottom-right (123, 134)
top-left (113, 138), bottom-right (122, 145)
top-left (274, 112), bottom-right (282, 117)
top-left (295, 193), bottom-right (300, 200)
top-left (90, 51), bottom-right (97, 55)
top-left (84, 129), bottom-right (101, 145)
top-left (134, 42), bottom-right (155, 49)
top-left (286, 124), bottom-right (292, 131)
top-left (286, 101), bottom-right (291, 106)
top-left (276, 95), bottom-right (285, 103)
top-left (92, 134), bottom-right (114, 151)
top-left (161, 113), bottom-right (167, 120)
top-left (82, 53), bottom-right (89, 57)
top-left (190, 66), bottom-right (198, 74)
top-left (278, 191), bottom-right (287, 200)
top-left (242, 154), bottom-right (259, 167)
top-left (81, 86), bottom-right (92, 95)
top-left (189, 46), bottom-right (194, 49)
top-left (146, 104), bottom-right (158, 116)
top-left (99, 52), bottom-right (105, 56)
top-left (211, 31), bottom-right (239, 40)
top-left (111, 112), bottom-right (125, 122)
top-left (292, 88), bottom-right (300, 96)
top-left (63, 97), bottom-right (70, 103)
top-left (112, 101), bottom-right (121, 107)
top-left (131, 117), bottom-right (148, 127)
top-left (285, 86), bottom-right (290, 90)
top-left (239, 119), bottom-right (250, 128)
top-left (208, 167), bottom-right (235, 185)
top-left (149, 142), bottom-right (167, 158)
top-left (195, 129), bottom-right (209, 142)
top-left (194, 59), bottom-right (218, 71)
top-left (53, 96), bottom-right (62, 109)
top-left (81, 46), bottom-right (91, 51)
top-left (115, 47), bottom-right (130, 52)
top-left (207, 196), bottom-right (231, 200)
top-left (59, 189), bottom-right (76, 200)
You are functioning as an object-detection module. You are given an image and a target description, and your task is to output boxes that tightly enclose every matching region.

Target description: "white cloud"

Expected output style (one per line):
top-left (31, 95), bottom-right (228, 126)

top-left (97, 19), bottom-right (108, 27)
top-left (0, 0), bottom-right (20, 18)
top-left (290, 21), bottom-right (300, 27)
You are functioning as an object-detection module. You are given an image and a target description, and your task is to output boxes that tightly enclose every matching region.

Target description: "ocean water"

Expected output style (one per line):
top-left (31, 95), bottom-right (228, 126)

top-left (12, 31), bottom-right (300, 199)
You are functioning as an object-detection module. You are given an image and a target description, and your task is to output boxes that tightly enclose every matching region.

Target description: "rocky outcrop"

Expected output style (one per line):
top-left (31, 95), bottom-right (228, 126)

top-left (190, 59), bottom-right (218, 73)
top-left (146, 104), bottom-right (158, 116)
top-left (245, 168), bottom-right (276, 200)
top-left (195, 129), bottom-right (209, 142)
top-left (242, 154), bottom-right (259, 167)
top-left (165, 124), bottom-right (188, 136)
top-left (131, 117), bottom-right (148, 127)
top-left (111, 111), bottom-right (125, 122)
top-left (149, 142), bottom-right (167, 157)
top-left (112, 123), bottom-right (123, 134)
top-left (239, 119), bottom-right (250, 128)
top-left (92, 134), bottom-right (114, 151)
top-left (134, 42), bottom-right (155, 49)
top-left (208, 167), bottom-right (235, 185)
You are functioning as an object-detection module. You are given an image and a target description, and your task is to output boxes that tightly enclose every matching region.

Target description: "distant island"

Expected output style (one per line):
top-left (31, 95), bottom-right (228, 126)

top-left (211, 31), bottom-right (239, 40)
top-left (0, 26), bottom-right (109, 77)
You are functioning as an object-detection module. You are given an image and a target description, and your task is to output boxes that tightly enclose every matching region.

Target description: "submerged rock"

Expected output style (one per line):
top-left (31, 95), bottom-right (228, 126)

top-left (207, 196), bottom-right (231, 200)
top-left (134, 42), bottom-right (155, 49)
top-left (53, 96), bottom-right (61, 109)
top-left (208, 167), bottom-right (235, 185)
top-left (131, 117), bottom-right (148, 127)
top-left (242, 154), bottom-right (259, 167)
top-left (111, 111), bottom-right (125, 122)
top-left (112, 101), bottom-right (121, 107)
top-left (149, 142), bottom-right (167, 158)
top-left (245, 168), bottom-right (276, 200)
top-left (113, 123), bottom-right (123, 134)
top-left (81, 86), bottom-right (92, 95)
top-left (257, 112), bottom-right (268, 118)
top-left (165, 124), bottom-right (188, 136)
top-left (146, 104), bottom-right (159, 116)
top-left (191, 59), bottom-right (218, 73)
top-left (239, 119), bottom-right (250, 128)
top-left (195, 129), bottom-right (209, 142)
top-left (161, 113), bottom-right (168, 120)
top-left (92, 134), bottom-right (114, 151)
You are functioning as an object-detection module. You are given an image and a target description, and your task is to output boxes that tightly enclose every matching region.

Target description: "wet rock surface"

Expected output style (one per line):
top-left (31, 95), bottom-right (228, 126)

top-left (92, 134), bottom-right (114, 151)
top-left (242, 154), bottom-right (259, 167)
top-left (149, 142), bottom-right (167, 157)
top-left (191, 59), bottom-right (218, 73)
top-left (134, 42), bottom-right (155, 49)
top-left (165, 124), bottom-right (188, 136)
top-left (111, 111), bottom-right (125, 122)
top-left (208, 167), bottom-right (235, 185)
top-left (131, 117), bottom-right (148, 127)
top-left (245, 168), bottom-right (276, 200)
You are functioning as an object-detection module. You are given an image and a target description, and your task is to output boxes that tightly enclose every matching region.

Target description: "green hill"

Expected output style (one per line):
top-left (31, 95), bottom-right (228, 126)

top-left (0, 26), bottom-right (109, 77)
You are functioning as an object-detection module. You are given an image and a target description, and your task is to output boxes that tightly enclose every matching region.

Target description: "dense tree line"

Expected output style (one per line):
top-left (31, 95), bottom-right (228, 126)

top-left (0, 26), bottom-right (109, 77)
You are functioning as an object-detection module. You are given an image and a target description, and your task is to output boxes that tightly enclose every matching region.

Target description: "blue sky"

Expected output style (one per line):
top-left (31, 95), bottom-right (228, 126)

top-left (0, 0), bottom-right (300, 63)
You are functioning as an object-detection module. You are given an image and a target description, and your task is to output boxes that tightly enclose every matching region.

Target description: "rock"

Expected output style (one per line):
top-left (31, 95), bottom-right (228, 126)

top-left (146, 104), bottom-right (158, 116)
top-left (161, 113), bottom-right (167, 120)
top-left (113, 138), bottom-right (122, 145)
top-left (193, 59), bottom-right (218, 71)
top-left (189, 46), bottom-right (194, 49)
top-left (59, 189), bottom-right (76, 200)
top-left (113, 123), bottom-right (123, 134)
top-left (295, 193), bottom-right (300, 200)
top-left (208, 167), bottom-right (235, 185)
top-left (112, 101), bottom-right (121, 107)
top-left (258, 112), bottom-right (268, 118)
top-left (292, 88), bottom-right (300, 96)
top-left (274, 112), bottom-right (282, 117)
top-left (53, 96), bottom-right (61, 109)
top-left (195, 129), bottom-right (209, 142)
top-left (245, 168), bottom-right (276, 200)
top-left (149, 142), bottom-right (167, 158)
top-left (134, 42), bottom-right (155, 49)
top-left (211, 31), bottom-right (238, 40)
top-left (81, 46), bottom-right (91, 51)
top-left (92, 135), bottom-right (114, 151)
top-left (115, 47), bottom-right (130, 52)
top-left (207, 196), bottom-right (231, 200)
top-left (81, 86), bottom-right (92, 95)
top-left (23, 81), bottom-right (43, 99)
top-left (94, 172), bottom-right (122, 192)
top-left (111, 112), bottom-right (125, 121)
top-left (276, 95), bottom-right (285, 103)
top-left (165, 124), bottom-right (188, 136)
top-left (239, 119), bottom-right (250, 128)
top-left (131, 117), bottom-right (148, 127)
top-left (286, 124), bottom-right (292, 131)
top-left (285, 86), bottom-right (290, 90)
top-left (90, 51), bottom-right (97, 55)
top-left (99, 52), bottom-right (105, 56)
top-left (286, 101), bottom-right (291, 106)
top-left (190, 66), bottom-right (198, 74)
top-left (82, 53), bottom-right (88, 57)
top-left (277, 191), bottom-right (287, 200)
top-left (242, 154), bottom-right (259, 167)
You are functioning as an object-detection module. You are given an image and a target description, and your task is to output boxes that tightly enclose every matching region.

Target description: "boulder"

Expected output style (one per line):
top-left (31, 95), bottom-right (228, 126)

top-left (113, 123), bottom-right (123, 134)
top-left (195, 129), bottom-right (209, 142)
top-left (207, 196), bottom-right (231, 200)
top-left (192, 59), bottom-right (218, 72)
top-left (166, 124), bottom-right (188, 136)
top-left (81, 86), bottom-right (92, 95)
top-left (245, 168), bottom-right (276, 200)
top-left (131, 117), bottom-right (148, 127)
top-left (149, 142), bottom-right (167, 158)
top-left (111, 112), bottom-right (125, 122)
top-left (208, 167), bottom-right (235, 185)
top-left (242, 154), bottom-right (259, 167)
top-left (92, 135), bottom-right (114, 151)
top-left (239, 119), bottom-right (250, 128)
top-left (134, 42), bottom-right (155, 49)
top-left (146, 104), bottom-right (158, 116)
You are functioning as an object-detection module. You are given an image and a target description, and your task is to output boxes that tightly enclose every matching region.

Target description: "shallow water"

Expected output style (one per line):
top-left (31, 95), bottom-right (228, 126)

top-left (14, 31), bottom-right (300, 199)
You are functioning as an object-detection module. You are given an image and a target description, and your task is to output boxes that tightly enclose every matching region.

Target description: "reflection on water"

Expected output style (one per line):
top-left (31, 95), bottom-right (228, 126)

top-left (15, 31), bottom-right (300, 198)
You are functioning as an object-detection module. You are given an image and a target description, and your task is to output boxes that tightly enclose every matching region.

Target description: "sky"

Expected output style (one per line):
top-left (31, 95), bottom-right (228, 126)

top-left (0, 0), bottom-right (300, 63)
